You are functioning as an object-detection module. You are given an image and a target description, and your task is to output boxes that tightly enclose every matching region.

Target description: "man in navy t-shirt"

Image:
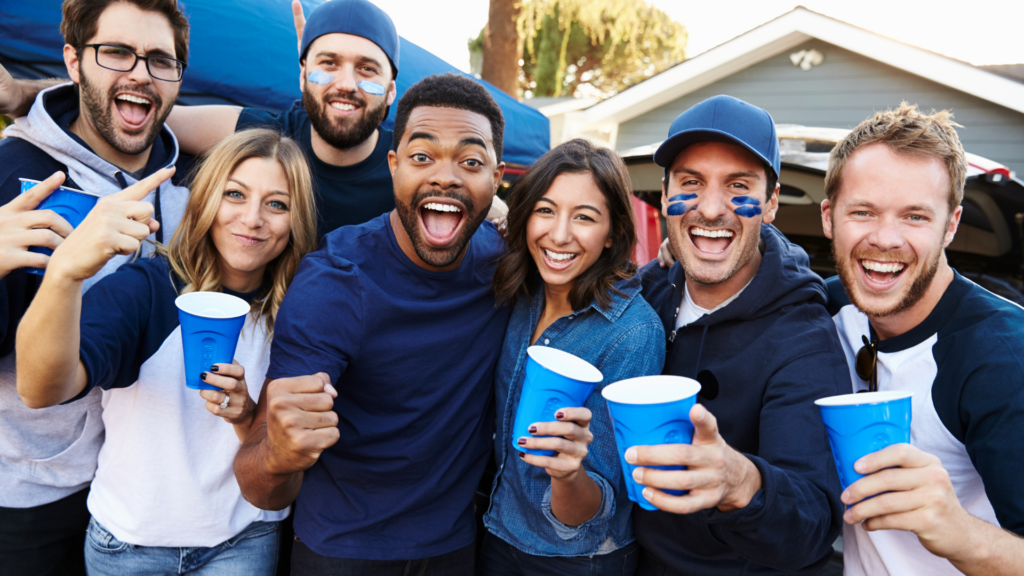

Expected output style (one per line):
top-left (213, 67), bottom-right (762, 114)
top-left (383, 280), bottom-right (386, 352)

top-left (234, 74), bottom-right (511, 575)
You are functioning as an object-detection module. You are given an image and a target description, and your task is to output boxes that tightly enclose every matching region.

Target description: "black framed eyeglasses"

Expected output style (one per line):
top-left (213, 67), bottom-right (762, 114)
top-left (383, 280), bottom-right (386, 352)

top-left (83, 44), bottom-right (186, 82)
top-left (855, 334), bottom-right (878, 393)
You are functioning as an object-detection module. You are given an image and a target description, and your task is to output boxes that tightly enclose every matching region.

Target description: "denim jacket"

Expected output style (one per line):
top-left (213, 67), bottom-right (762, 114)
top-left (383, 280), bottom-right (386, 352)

top-left (483, 275), bottom-right (666, 556)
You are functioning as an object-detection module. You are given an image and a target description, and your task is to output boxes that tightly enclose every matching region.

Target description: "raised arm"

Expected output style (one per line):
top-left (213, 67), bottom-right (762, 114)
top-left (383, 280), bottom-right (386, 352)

top-left (16, 168), bottom-right (172, 408)
top-left (234, 373), bottom-right (339, 510)
top-left (0, 62), bottom-right (62, 118)
top-left (166, 105), bottom-right (242, 156)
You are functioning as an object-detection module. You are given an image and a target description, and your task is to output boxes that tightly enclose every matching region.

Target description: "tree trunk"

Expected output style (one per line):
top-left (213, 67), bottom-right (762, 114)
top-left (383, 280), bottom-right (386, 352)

top-left (481, 0), bottom-right (521, 97)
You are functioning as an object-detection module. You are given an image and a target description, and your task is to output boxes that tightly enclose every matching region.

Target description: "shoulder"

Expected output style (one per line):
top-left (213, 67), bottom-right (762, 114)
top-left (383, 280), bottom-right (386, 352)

top-left (236, 107), bottom-right (308, 137)
top-left (319, 215), bottom-right (390, 262)
top-left (88, 255), bottom-right (176, 298)
top-left (637, 259), bottom-right (675, 309)
top-left (472, 220), bottom-right (505, 259)
top-left (824, 275), bottom-right (850, 316)
top-left (0, 137), bottom-right (67, 202)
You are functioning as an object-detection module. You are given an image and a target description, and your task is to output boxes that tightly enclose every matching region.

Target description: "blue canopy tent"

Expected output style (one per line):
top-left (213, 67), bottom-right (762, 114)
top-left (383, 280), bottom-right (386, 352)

top-left (0, 0), bottom-right (549, 169)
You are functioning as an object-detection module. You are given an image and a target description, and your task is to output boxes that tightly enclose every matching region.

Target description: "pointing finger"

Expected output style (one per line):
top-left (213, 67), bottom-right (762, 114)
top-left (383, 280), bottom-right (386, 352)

top-left (102, 167), bottom-right (174, 203)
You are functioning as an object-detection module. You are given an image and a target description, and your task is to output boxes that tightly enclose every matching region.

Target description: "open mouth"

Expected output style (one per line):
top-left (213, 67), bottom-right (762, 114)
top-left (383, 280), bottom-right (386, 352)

top-left (688, 226), bottom-right (735, 255)
top-left (541, 248), bottom-right (578, 270)
top-left (113, 93), bottom-right (154, 130)
top-left (419, 201), bottom-right (465, 246)
top-left (859, 259), bottom-right (907, 286)
top-left (328, 99), bottom-right (361, 115)
top-left (233, 233), bottom-right (266, 247)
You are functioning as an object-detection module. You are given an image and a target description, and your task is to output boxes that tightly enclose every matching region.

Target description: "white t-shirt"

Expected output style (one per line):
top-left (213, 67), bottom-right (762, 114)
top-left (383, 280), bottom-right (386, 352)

top-left (675, 281), bottom-right (750, 330)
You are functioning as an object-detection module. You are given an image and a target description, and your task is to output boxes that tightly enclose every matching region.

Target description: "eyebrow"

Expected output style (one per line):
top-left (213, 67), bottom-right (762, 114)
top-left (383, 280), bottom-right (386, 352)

top-left (313, 51), bottom-right (384, 70)
top-left (458, 137), bottom-right (487, 150)
top-left (407, 132), bottom-right (438, 145)
top-left (537, 197), bottom-right (603, 214)
top-left (227, 178), bottom-right (290, 196)
top-left (726, 170), bottom-right (761, 180)
top-left (101, 41), bottom-right (176, 59)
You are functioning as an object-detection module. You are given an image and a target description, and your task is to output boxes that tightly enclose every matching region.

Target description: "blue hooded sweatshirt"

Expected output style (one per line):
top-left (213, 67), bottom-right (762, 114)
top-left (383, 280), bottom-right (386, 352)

top-left (636, 224), bottom-right (848, 575)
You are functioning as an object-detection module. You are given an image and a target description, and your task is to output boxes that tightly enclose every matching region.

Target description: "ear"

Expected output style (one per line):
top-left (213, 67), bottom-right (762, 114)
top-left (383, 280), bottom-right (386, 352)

top-left (660, 178), bottom-right (670, 219)
top-left (387, 149), bottom-right (398, 177)
top-left (761, 182), bottom-right (780, 225)
top-left (386, 80), bottom-right (397, 106)
top-left (64, 44), bottom-right (81, 84)
top-left (943, 205), bottom-right (962, 248)
top-left (821, 199), bottom-right (833, 240)
top-left (492, 162), bottom-right (506, 195)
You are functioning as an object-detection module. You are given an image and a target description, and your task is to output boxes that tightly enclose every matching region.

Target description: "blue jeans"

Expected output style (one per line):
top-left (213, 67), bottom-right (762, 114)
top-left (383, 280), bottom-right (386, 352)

top-left (478, 532), bottom-right (639, 576)
top-left (84, 518), bottom-right (278, 576)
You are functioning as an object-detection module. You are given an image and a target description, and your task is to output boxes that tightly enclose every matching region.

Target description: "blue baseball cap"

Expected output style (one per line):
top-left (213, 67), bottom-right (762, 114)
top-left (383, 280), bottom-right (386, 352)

top-left (300, 0), bottom-right (400, 77)
top-left (654, 95), bottom-right (780, 181)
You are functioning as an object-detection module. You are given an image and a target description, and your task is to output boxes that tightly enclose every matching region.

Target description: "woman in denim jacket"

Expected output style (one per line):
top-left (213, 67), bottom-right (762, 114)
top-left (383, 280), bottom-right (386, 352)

top-left (482, 139), bottom-right (666, 575)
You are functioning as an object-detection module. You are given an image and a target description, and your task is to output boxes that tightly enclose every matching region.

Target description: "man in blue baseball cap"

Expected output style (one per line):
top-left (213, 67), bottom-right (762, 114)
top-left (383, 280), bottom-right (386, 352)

top-left (634, 95), bottom-right (849, 575)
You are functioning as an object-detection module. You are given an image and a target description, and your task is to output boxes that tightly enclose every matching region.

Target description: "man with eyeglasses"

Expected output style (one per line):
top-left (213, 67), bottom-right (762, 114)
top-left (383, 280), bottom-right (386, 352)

top-left (822, 103), bottom-right (1024, 575)
top-left (0, 1), bottom-right (189, 574)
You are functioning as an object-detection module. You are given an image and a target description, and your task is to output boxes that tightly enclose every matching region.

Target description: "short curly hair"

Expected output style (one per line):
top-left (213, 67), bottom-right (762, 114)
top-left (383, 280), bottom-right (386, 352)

top-left (392, 73), bottom-right (504, 163)
top-left (826, 102), bottom-right (967, 214)
top-left (61, 0), bottom-right (190, 64)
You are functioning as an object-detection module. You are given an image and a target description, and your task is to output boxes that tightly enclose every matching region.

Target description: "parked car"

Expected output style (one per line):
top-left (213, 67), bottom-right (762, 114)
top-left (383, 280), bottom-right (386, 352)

top-left (621, 125), bottom-right (1024, 303)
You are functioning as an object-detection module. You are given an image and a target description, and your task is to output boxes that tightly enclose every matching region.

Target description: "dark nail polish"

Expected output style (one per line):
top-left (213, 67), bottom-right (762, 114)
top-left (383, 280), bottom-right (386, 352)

top-left (200, 372), bottom-right (207, 381)
top-left (210, 365), bottom-right (219, 372)
top-left (517, 437), bottom-right (526, 446)
top-left (519, 452), bottom-right (525, 459)
top-left (528, 425), bottom-right (537, 434)
top-left (555, 411), bottom-right (564, 419)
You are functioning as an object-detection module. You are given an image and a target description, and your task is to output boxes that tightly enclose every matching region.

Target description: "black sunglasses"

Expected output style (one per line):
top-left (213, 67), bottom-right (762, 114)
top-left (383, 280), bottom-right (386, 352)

top-left (855, 334), bottom-right (878, 393)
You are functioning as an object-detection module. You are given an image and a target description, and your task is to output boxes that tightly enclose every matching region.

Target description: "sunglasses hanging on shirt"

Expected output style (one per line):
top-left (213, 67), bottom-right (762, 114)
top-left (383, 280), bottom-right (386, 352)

top-left (855, 334), bottom-right (878, 393)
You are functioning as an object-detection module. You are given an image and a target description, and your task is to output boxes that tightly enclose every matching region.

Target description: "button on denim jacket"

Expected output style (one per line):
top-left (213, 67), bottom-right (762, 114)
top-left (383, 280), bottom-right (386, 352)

top-left (483, 276), bottom-right (666, 556)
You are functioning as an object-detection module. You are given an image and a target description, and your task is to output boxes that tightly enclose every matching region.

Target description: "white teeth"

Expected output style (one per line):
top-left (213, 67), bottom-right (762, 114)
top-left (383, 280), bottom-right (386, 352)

top-left (117, 94), bottom-right (150, 105)
top-left (862, 261), bottom-right (906, 274)
top-left (545, 249), bottom-right (576, 262)
top-left (424, 202), bottom-right (461, 213)
top-left (691, 227), bottom-right (734, 238)
top-left (330, 102), bottom-right (356, 111)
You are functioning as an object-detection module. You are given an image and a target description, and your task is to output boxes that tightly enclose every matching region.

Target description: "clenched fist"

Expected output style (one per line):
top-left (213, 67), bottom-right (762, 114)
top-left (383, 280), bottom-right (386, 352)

top-left (264, 372), bottom-right (340, 475)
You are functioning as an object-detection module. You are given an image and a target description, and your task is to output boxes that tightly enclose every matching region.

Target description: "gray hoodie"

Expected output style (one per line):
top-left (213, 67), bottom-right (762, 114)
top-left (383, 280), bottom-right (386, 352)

top-left (0, 83), bottom-right (189, 507)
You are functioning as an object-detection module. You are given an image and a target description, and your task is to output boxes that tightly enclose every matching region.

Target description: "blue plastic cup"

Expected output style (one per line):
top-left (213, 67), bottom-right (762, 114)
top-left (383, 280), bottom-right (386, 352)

top-left (19, 178), bottom-right (100, 275)
top-left (815, 391), bottom-right (912, 491)
top-left (174, 292), bottom-right (251, 391)
top-left (603, 375), bottom-right (702, 511)
top-left (512, 346), bottom-right (603, 457)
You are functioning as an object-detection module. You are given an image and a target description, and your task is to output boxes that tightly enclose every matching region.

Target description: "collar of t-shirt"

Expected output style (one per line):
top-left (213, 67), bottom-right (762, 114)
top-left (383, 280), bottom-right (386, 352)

top-left (674, 279), bottom-right (752, 330)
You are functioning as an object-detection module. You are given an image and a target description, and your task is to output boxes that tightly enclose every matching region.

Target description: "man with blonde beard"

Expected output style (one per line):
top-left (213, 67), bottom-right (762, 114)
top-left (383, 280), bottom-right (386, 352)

top-left (823, 102), bottom-right (1024, 575)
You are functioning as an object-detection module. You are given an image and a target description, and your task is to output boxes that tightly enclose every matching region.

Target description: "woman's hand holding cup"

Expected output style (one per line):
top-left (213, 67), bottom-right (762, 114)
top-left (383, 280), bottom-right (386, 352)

top-left (48, 167), bottom-right (173, 282)
top-left (199, 360), bottom-right (255, 426)
top-left (518, 406), bottom-right (594, 481)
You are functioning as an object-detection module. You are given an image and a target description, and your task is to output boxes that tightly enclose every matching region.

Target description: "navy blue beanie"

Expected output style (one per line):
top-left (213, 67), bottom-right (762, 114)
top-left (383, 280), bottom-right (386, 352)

top-left (300, 0), bottom-right (400, 77)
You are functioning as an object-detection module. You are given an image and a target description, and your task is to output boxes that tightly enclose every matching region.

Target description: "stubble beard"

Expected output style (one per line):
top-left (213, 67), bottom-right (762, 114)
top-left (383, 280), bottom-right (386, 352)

top-left (672, 214), bottom-right (759, 286)
top-left (394, 188), bottom-right (489, 268)
top-left (79, 67), bottom-right (172, 156)
top-left (832, 230), bottom-right (942, 318)
top-left (304, 88), bottom-right (388, 150)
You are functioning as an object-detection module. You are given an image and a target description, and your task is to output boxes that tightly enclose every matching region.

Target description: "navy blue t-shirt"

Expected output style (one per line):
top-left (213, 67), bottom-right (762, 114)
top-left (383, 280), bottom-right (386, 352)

top-left (267, 214), bottom-right (511, 560)
top-left (235, 108), bottom-right (395, 239)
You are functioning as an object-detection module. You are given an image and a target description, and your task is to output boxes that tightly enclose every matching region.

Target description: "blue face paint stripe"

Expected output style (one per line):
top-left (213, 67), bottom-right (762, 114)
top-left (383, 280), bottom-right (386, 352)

top-left (668, 193), bottom-right (698, 203)
top-left (731, 196), bottom-right (761, 207)
top-left (734, 206), bottom-right (763, 218)
top-left (307, 70), bottom-right (334, 85)
top-left (358, 81), bottom-right (386, 95)
top-left (666, 203), bottom-right (689, 216)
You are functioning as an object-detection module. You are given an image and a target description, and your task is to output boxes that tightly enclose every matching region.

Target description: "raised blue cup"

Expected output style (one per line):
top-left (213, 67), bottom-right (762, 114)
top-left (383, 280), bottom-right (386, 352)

top-left (815, 391), bottom-right (913, 491)
top-left (174, 292), bottom-right (250, 391)
top-left (603, 375), bottom-right (702, 511)
top-left (19, 178), bottom-right (100, 275)
top-left (512, 346), bottom-right (603, 457)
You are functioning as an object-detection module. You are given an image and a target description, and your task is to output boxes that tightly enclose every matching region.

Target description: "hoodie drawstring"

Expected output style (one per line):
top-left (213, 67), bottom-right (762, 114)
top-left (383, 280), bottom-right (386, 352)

top-left (693, 324), bottom-right (710, 379)
top-left (114, 170), bottom-right (164, 244)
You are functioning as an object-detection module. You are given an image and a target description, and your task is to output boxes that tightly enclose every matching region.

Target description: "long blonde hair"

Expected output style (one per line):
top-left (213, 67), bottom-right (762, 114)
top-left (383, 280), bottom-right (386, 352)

top-left (160, 129), bottom-right (317, 339)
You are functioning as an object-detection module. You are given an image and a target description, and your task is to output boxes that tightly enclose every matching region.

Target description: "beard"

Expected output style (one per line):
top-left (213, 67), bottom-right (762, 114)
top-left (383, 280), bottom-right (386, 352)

top-left (303, 88), bottom-right (388, 150)
top-left (394, 188), bottom-right (488, 268)
top-left (672, 212), bottom-right (759, 286)
top-left (79, 67), bottom-right (172, 156)
top-left (833, 242), bottom-right (941, 318)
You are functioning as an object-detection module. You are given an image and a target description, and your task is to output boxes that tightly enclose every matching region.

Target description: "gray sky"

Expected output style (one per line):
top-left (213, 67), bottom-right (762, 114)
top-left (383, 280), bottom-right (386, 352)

top-left (371, 0), bottom-right (1023, 75)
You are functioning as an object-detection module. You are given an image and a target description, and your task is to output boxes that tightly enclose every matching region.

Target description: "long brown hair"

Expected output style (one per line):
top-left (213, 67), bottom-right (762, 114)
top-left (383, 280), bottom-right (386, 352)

top-left (493, 139), bottom-right (637, 311)
top-left (159, 129), bottom-right (317, 339)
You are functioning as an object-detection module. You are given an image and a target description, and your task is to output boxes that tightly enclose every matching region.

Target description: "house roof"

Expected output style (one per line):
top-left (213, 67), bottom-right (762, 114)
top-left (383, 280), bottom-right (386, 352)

top-left (980, 64), bottom-right (1024, 84)
top-left (572, 6), bottom-right (1024, 132)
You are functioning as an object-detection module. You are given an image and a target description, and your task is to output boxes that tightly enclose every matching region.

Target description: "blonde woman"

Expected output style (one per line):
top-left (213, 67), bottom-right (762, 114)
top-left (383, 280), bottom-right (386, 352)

top-left (15, 129), bottom-right (317, 576)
